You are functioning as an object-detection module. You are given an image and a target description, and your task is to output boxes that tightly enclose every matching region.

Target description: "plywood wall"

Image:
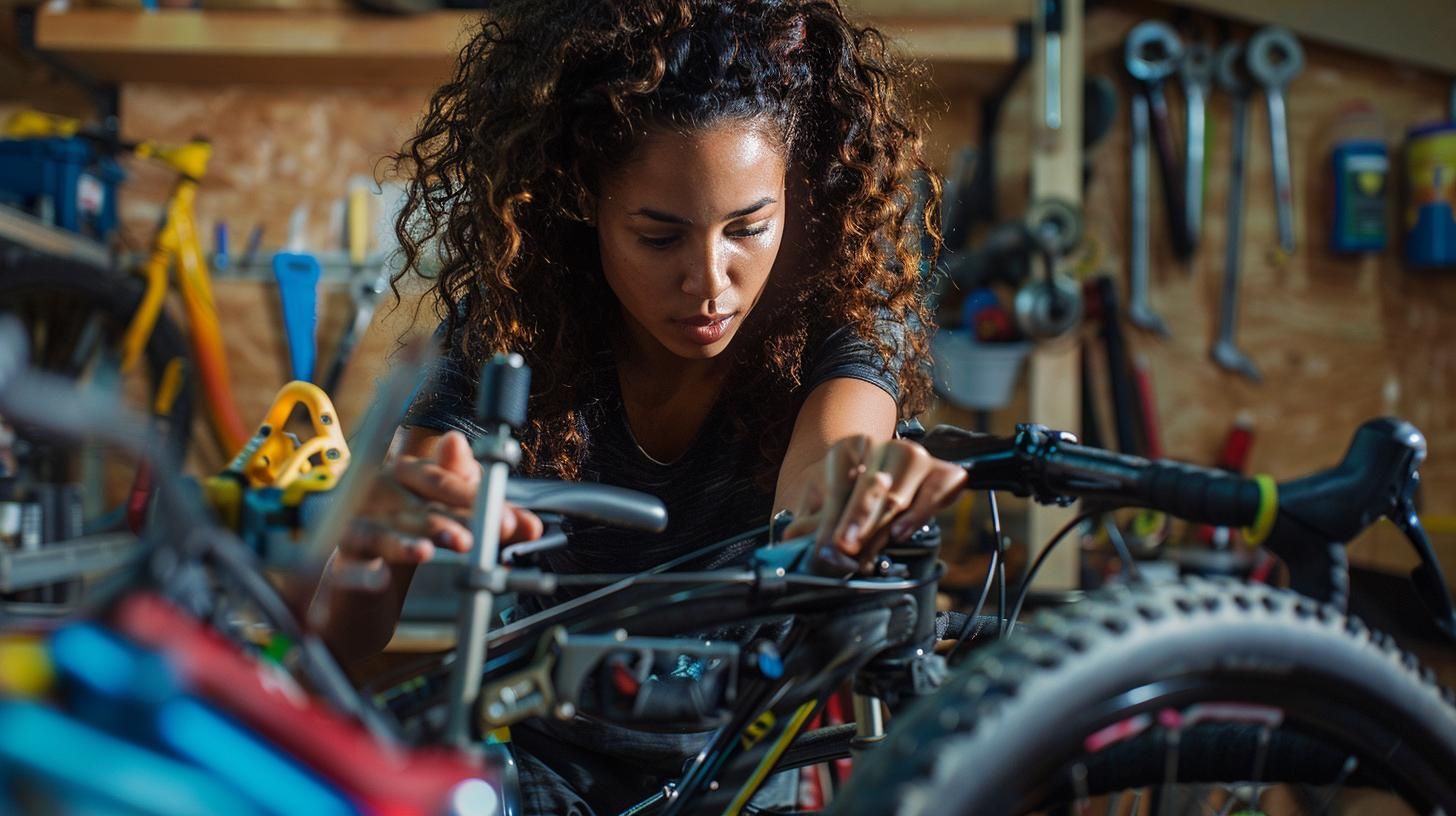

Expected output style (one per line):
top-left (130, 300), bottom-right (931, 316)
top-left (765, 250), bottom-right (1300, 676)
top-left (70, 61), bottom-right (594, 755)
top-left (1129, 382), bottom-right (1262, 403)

top-left (114, 83), bottom-right (440, 466)
top-left (1068, 3), bottom-right (1456, 567)
top-left (96, 3), bottom-right (1456, 569)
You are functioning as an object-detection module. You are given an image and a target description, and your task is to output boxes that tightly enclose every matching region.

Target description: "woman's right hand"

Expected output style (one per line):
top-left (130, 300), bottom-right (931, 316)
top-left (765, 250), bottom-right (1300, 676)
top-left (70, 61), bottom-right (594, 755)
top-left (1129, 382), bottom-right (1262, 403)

top-left (337, 430), bottom-right (543, 575)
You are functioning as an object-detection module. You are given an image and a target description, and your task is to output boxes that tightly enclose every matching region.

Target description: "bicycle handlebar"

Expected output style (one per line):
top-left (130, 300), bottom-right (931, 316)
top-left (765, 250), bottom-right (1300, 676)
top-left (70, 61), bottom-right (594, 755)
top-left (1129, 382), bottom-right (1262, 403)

top-left (506, 479), bottom-right (667, 534)
top-left (918, 418), bottom-right (1455, 635)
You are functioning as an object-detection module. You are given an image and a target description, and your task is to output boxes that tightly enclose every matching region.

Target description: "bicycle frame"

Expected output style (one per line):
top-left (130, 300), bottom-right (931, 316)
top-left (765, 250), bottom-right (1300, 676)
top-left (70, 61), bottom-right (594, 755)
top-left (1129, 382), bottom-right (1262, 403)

top-left (370, 531), bottom-right (943, 816)
top-left (119, 140), bottom-right (250, 456)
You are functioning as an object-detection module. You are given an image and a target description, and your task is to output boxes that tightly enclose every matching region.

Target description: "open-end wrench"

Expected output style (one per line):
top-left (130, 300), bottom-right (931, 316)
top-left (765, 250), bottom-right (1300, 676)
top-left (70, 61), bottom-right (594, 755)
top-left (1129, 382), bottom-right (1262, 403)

top-left (1246, 27), bottom-right (1304, 256)
top-left (1125, 22), bottom-right (1194, 261)
top-left (1179, 43), bottom-right (1215, 251)
top-left (1126, 91), bottom-right (1167, 337)
top-left (1211, 42), bottom-right (1261, 383)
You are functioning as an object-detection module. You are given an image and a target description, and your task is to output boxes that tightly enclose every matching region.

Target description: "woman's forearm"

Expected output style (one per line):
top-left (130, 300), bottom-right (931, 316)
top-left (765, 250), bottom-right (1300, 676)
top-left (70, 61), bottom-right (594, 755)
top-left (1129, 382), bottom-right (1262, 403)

top-left (318, 560), bottom-right (417, 665)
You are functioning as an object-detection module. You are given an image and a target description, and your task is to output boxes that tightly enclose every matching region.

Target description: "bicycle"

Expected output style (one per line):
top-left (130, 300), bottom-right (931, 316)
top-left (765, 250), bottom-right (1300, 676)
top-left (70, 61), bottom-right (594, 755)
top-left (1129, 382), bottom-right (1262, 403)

top-left (2, 111), bottom-right (250, 462)
top-left (2, 328), bottom-right (1454, 815)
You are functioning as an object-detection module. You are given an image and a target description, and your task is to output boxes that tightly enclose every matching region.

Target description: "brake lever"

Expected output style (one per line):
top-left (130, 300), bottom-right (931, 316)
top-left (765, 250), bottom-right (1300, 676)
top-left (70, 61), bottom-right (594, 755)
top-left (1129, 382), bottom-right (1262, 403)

top-left (1391, 491), bottom-right (1456, 643)
top-left (505, 478), bottom-right (667, 534)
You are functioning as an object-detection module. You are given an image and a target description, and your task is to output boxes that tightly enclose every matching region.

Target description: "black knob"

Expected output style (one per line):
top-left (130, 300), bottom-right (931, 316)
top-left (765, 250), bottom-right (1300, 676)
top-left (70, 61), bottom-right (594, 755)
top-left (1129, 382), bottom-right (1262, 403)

top-left (476, 353), bottom-right (531, 431)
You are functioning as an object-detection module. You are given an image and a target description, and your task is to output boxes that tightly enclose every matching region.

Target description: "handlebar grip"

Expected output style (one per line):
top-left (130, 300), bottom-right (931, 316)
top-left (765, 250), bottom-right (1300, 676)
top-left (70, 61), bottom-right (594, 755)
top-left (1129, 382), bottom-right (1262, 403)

top-left (1035, 441), bottom-right (1269, 530)
top-left (476, 354), bottom-right (530, 431)
top-left (1136, 460), bottom-right (1263, 529)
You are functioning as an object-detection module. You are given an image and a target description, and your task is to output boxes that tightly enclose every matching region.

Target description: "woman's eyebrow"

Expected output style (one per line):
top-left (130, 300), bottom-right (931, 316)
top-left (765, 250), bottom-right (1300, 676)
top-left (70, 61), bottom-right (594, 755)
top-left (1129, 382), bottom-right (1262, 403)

top-left (629, 196), bottom-right (778, 225)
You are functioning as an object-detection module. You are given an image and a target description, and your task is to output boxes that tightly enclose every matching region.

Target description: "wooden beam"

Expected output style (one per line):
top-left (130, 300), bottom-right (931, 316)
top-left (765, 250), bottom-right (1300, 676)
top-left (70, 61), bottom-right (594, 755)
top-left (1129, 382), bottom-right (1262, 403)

top-left (33, 6), bottom-right (1027, 88)
top-left (1026, 0), bottom-right (1083, 591)
top-left (33, 9), bottom-right (476, 87)
top-left (1152, 0), bottom-right (1456, 75)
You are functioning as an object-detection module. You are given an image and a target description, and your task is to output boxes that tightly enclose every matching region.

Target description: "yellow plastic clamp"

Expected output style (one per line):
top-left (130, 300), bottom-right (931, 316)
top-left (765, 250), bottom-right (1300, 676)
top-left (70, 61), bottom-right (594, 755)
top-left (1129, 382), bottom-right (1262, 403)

top-left (239, 381), bottom-right (351, 489)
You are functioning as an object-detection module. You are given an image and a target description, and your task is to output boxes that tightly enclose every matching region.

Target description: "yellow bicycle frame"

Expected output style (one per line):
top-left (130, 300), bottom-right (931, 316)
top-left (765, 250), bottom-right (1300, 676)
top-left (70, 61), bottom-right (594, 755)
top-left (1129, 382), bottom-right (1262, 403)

top-left (118, 140), bottom-right (250, 456)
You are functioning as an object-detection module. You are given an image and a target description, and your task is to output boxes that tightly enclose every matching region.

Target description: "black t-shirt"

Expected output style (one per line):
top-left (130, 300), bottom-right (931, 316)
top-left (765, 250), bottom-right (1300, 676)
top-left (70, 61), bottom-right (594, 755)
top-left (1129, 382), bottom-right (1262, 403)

top-left (401, 321), bottom-right (904, 583)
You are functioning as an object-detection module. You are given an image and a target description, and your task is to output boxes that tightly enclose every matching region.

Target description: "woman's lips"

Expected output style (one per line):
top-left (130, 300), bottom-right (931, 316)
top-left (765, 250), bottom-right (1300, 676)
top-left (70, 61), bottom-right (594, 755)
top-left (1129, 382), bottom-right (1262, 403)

top-left (673, 313), bottom-right (735, 344)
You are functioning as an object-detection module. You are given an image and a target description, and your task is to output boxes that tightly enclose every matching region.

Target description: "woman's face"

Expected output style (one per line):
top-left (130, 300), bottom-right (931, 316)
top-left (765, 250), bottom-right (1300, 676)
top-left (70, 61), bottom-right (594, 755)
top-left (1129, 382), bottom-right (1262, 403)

top-left (596, 122), bottom-right (787, 363)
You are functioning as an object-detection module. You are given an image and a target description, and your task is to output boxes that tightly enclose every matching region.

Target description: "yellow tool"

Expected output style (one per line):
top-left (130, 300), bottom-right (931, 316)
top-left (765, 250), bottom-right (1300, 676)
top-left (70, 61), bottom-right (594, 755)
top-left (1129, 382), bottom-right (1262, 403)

top-left (3, 110), bottom-right (82, 139)
top-left (203, 382), bottom-right (351, 560)
top-left (235, 381), bottom-right (350, 489)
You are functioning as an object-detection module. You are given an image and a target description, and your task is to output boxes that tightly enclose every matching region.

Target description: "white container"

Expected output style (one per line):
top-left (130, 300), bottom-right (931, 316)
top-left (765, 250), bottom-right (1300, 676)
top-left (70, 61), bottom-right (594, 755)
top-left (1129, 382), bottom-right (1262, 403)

top-left (931, 329), bottom-right (1031, 411)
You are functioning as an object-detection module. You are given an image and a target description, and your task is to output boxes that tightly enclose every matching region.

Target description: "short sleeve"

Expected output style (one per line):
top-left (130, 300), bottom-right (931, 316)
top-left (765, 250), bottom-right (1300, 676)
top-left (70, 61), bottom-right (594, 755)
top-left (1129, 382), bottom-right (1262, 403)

top-left (801, 313), bottom-right (909, 403)
top-left (400, 323), bottom-right (487, 439)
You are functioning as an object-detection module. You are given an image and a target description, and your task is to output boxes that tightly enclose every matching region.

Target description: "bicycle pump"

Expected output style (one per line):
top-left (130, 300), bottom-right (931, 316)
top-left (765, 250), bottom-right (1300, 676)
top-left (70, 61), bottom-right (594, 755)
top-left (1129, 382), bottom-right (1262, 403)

top-left (443, 354), bottom-right (530, 751)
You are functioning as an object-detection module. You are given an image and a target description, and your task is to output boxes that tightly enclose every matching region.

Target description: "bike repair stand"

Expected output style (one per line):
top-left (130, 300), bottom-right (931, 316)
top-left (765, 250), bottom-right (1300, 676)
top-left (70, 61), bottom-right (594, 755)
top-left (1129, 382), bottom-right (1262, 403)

top-left (444, 353), bottom-right (530, 752)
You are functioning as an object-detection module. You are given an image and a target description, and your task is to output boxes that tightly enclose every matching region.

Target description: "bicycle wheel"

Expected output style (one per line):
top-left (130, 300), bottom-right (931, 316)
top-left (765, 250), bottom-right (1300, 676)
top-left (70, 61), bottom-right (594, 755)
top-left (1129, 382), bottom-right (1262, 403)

top-left (833, 578), bottom-right (1456, 815)
top-left (0, 252), bottom-right (195, 517)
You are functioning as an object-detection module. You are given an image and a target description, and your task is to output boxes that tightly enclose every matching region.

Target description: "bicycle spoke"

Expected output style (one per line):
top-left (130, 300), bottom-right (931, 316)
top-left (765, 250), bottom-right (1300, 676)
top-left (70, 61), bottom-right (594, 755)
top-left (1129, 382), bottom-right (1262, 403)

top-left (1071, 761), bottom-right (1089, 814)
top-left (64, 311), bottom-right (107, 380)
top-left (1158, 727), bottom-right (1181, 814)
top-left (1312, 756), bottom-right (1358, 815)
top-left (1213, 787), bottom-right (1239, 816)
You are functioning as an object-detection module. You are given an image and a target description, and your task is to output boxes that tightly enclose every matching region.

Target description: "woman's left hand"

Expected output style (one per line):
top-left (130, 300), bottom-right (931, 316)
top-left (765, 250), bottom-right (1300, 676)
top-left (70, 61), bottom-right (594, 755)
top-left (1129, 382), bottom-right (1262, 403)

top-left (780, 435), bottom-right (968, 574)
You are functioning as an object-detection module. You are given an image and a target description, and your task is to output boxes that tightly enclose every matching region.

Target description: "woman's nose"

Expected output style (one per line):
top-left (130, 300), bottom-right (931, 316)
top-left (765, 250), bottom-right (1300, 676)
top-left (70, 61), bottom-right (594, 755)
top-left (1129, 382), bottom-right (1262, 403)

top-left (681, 237), bottom-right (731, 301)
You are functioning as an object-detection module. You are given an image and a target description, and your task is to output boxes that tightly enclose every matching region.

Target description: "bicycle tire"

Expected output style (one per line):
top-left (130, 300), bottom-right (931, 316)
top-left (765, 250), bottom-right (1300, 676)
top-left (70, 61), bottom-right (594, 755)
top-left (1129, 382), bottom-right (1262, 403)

top-left (832, 578), bottom-right (1456, 815)
top-left (776, 724), bottom-right (857, 773)
top-left (0, 254), bottom-right (195, 467)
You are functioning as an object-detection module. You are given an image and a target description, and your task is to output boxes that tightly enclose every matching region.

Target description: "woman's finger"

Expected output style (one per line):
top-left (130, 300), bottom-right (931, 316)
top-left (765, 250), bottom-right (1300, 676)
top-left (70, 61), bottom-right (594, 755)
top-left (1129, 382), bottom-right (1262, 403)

top-left (781, 509), bottom-right (821, 541)
top-left (888, 461), bottom-right (969, 541)
top-left (814, 435), bottom-right (872, 546)
top-left (503, 505), bottom-right (545, 545)
top-left (338, 519), bottom-right (436, 565)
top-left (828, 468), bottom-right (893, 558)
top-left (868, 441), bottom-right (934, 529)
top-left (779, 476), bottom-right (826, 540)
top-left (393, 457), bottom-right (478, 509)
top-left (433, 431), bottom-right (483, 483)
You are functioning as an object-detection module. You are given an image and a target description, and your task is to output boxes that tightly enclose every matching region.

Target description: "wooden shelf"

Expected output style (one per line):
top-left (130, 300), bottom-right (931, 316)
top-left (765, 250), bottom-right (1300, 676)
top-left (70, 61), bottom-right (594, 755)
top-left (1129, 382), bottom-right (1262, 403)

top-left (34, 9), bottom-right (478, 86)
top-left (33, 6), bottom-right (1025, 87)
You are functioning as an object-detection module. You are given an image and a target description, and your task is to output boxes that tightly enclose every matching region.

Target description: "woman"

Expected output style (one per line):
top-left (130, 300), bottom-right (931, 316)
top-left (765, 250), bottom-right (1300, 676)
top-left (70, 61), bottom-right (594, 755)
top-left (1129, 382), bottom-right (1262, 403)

top-left (322, 0), bottom-right (967, 811)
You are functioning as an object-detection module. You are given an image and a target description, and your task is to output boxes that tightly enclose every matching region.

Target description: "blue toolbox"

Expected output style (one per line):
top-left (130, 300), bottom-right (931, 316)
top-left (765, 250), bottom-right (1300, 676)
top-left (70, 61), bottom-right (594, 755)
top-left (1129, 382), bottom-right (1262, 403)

top-left (0, 136), bottom-right (124, 243)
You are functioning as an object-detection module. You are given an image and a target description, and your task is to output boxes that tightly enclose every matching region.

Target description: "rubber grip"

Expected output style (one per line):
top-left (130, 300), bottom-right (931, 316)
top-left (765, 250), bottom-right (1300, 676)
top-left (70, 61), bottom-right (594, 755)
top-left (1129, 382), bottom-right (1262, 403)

top-left (1138, 461), bottom-right (1261, 528)
top-left (476, 354), bottom-right (531, 430)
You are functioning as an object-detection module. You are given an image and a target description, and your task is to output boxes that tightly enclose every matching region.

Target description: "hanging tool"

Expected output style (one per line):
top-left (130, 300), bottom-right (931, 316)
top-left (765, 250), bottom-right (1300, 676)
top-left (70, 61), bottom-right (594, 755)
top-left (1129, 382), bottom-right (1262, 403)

top-left (1081, 75), bottom-right (1119, 195)
top-left (1125, 22), bottom-right (1195, 262)
top-left (1246, 27), bottom-right (1304, 257)
top-left (273, 207), bottom-right (321, 383)
top-left (1178, 43), bottom-right (1214, 251)
top-left (965, 28), bottom-right (1033, 230)
top-left (1014, 198), bottom-right (1084, 339)
top-left (1084, 276), bottom-right (1142, 456)
top-left (321, 181), bottom-right (390, 396)
top-left (1126, 92), bottom-right (1168, 337)
top-left (1211, 41), bottom-right (1261, 383)
top-left (1041, 0), bottom-right (1064, 132)
top-left (1125, 353), bottom-right (1171, 552)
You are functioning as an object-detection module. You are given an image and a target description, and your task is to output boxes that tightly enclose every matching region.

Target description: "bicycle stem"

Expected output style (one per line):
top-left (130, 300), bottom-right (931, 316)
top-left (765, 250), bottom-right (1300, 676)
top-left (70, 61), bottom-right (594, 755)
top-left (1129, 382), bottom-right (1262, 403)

top-left (443, 353), bottom-right (529, 751)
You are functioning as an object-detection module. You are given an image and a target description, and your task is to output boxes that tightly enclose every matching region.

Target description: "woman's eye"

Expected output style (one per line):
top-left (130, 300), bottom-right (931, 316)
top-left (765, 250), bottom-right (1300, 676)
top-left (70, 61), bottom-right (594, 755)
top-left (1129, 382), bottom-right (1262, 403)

top-left (730, 223), bottom-right (771, 239)
top-left (638, 235), bottom-right (678, 248)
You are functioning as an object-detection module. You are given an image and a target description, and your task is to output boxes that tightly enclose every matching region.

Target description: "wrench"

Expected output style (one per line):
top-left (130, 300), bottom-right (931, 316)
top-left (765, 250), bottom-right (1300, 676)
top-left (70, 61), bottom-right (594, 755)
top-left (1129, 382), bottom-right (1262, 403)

top-left (1126, 88), bottom-right (1168, 336)
top-left (1211, 42), bottom-right (1260, 383)
top-left (1126, 92), bottom-right (1167, 336)
top-left (1179, 43), bottom-right (1215, 251)
top-left (1246, 27), bottom-right (1304, 256)
top-left (1125, 22), bottom-right (1194, 261)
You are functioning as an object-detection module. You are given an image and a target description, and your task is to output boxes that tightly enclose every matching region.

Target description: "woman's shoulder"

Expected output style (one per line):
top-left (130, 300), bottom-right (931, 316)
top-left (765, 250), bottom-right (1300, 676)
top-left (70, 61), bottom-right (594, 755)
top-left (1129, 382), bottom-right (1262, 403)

top-left (802, 308), bottom-right (913, 402)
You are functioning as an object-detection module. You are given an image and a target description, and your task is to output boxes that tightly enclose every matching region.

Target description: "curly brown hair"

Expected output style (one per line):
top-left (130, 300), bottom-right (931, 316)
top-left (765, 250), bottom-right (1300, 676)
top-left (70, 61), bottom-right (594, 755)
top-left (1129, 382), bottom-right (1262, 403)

top-left (392, 0), bottom-right (938, 483)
